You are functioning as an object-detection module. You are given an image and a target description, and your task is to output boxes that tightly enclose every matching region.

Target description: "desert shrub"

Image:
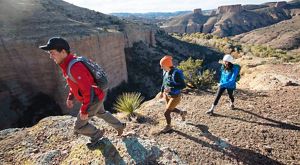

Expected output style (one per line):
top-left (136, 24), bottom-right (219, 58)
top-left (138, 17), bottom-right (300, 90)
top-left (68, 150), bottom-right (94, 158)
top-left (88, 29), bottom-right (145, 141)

top-left (178, 57), bottom-right (216, 89)
top-left (197, 69), bottom-right (217, 89)
top-left (173, 33), bottom-right (300, 63)
top-left (113, 92), bottom-right (144, 116)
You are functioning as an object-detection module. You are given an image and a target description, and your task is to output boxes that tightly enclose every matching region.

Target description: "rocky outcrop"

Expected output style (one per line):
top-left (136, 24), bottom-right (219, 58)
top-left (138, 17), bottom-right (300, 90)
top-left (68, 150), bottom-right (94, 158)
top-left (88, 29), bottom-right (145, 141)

top-left (202, 17), bottom-right (218, 33)
top-left (216, 4), bottom-right (243, 14)
top-left (161, 12), bottom-right (209, 34)
top-left (0, 116), bottom-right (184, 164)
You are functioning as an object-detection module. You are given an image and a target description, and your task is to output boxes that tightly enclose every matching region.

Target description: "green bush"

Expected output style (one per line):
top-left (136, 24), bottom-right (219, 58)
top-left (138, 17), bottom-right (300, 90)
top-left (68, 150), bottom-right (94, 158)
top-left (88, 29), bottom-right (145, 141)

top-left (178, 57), bottom-right (216, 89)
top-left (113, 92), bottom-right (144, 116)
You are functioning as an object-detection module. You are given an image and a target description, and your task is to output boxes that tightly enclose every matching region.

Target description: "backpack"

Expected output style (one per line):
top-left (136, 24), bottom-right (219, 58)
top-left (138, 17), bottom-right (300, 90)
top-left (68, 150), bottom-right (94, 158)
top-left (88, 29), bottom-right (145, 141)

top-left (221, 64), bottom-right (241, 82)
top-left (165, 68), bottom-right (186, 89)
top-left (67, 56), bottom-right (108, 90)
top-left (235, 64), bottom-right (241, 82)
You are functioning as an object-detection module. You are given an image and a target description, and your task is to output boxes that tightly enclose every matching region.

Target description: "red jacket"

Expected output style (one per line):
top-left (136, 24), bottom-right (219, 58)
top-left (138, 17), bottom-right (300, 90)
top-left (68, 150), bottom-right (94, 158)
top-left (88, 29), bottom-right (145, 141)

top-left (59, 54), bottom-right (105, 114)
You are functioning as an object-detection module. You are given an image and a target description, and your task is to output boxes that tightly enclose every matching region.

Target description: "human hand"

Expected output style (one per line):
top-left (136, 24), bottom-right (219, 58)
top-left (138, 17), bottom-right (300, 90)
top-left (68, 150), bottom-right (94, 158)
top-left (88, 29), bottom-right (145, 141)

top-left (66, 99), bottom-right (74, 109)
top-left (164, 87), bottom-right (171, 93)
top-left (80, 112), bottom-right (89, 120)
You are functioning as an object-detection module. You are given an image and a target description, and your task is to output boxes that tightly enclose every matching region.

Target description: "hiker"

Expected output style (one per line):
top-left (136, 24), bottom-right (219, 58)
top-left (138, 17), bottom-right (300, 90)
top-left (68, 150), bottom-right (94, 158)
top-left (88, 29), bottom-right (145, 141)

top-left (157, 55), bottom-right (187, 133)
top-left (206, 54), bottom-right (240, 115)
top-left (39, 37), bottom-right (126, 145)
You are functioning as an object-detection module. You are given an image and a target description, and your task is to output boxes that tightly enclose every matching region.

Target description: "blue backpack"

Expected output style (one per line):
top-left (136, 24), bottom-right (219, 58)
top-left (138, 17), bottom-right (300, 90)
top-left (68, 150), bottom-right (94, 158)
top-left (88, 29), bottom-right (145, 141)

top-left (67, 56), bottom-right (108, 90)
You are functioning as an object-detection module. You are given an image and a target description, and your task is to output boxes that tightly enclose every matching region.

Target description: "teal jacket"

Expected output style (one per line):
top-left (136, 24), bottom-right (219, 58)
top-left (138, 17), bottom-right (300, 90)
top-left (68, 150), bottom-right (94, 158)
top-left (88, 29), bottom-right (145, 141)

top-left (220, 64), bottom-right (239, 89)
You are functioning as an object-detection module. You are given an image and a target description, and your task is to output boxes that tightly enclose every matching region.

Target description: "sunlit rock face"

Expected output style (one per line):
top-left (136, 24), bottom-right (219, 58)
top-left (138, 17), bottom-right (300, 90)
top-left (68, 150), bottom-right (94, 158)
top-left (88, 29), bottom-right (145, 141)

top-left (160, 1), bottom-right (297, 36)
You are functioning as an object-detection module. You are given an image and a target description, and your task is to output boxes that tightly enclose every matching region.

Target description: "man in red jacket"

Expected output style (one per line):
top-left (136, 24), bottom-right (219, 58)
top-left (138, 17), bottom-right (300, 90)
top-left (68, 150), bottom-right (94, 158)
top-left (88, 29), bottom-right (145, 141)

top-left (39, 37), bottom-right (126, 146)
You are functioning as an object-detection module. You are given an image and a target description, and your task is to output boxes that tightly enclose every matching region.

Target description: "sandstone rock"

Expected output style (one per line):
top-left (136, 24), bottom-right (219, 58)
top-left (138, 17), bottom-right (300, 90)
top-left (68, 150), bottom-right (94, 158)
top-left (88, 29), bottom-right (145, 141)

top-left (216, 4), bottom-right (243, 14)
top-left (194, 8), bottom-right (203, 15)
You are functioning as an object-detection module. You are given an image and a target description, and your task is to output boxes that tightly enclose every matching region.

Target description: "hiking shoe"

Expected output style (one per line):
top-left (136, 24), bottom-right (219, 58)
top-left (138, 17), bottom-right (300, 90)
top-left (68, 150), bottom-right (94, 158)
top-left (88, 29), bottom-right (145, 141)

top-left (230, 103), bottom-right (235, 110)
top-left (89, 129), bottom-right (105, 146)
top-left (180, 110), bottom-right (187, 121)
top-left (206, 109), bottom-right (214, 115)
top-left (206, 105), bottom-right (215, 115)
top-left (161, 125), bottom-right (172, 133)
top-left (116, 123), bottom-right (126, 136)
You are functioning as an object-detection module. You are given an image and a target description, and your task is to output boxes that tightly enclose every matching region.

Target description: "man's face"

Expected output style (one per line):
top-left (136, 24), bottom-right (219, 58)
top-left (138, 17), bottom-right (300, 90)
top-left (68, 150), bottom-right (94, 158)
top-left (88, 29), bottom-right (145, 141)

top-left (48, 49), bottom-right (66, 64)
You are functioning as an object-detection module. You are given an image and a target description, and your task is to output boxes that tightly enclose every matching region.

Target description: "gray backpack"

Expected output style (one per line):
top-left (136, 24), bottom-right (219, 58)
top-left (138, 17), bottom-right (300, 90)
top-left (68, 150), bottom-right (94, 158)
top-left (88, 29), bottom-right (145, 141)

top-left (67, 56), bottom-right (108, 90)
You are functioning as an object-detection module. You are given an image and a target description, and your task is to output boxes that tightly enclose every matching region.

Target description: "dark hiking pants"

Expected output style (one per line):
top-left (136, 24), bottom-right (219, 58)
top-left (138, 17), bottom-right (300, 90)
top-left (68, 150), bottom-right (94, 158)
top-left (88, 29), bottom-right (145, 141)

top-left (213, 87), bottom-right (234, 106)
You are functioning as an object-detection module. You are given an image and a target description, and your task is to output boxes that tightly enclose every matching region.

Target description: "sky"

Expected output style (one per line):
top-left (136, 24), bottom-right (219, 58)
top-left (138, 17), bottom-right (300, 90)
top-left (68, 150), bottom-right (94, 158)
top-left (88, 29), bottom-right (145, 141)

top-left (64, 0), bottom-right (275, 14)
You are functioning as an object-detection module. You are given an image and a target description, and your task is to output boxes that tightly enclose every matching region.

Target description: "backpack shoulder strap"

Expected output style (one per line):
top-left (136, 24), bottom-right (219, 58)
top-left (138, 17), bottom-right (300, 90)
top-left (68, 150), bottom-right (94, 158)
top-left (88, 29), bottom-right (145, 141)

top-left (234, 64), bottom-right (241, 71)
top-left (171, 68), bottom-right (183, 84)
top-left (67, 58), bottom-right (81, 83)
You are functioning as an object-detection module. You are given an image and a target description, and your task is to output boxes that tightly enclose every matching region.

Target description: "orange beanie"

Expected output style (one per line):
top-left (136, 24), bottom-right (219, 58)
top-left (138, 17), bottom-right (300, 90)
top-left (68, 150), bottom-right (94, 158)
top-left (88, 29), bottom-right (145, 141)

top-left (160, 55), bottom-right (173, 67)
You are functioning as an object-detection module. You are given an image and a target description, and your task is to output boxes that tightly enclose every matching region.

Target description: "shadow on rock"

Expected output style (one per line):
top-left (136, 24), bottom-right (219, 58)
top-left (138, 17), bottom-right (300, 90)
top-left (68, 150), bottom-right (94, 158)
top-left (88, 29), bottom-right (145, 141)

top-left (213, 108), bottom-right (300, 131)
top-left (174, 123), bottom-right (283, 165)
top-left (88, 138), bottom-right (126, 165)
top-left (123, 137), bottom-right (160, 164)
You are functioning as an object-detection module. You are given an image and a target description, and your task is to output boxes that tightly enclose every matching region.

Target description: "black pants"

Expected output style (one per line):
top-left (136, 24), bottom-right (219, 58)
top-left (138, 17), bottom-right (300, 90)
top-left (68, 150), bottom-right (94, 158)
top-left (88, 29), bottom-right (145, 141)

top-left (213, 87), bottom-right (234, 106)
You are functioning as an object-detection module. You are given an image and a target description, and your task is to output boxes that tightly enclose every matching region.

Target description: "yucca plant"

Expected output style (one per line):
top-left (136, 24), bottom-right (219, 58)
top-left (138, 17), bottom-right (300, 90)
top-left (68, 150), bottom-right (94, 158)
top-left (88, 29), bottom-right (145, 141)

top-left (113, 92), bottom-right (144, 118)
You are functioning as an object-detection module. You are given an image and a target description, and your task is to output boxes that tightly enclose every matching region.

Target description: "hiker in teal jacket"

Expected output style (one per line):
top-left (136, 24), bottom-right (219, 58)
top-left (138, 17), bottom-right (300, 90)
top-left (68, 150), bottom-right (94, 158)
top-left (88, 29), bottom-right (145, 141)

top-left (206, 54), bottom-right (240, 115)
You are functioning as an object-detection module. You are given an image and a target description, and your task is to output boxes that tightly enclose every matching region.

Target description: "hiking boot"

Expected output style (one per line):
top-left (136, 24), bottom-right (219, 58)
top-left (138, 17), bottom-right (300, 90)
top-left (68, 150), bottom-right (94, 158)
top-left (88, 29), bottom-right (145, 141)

top-left (206, 105), bottom-right (215, 115)
top-left (89, 129), bottom-right (105, 146)
top-left (161, 125), bottom-right (172, 133)
top-left (116, 123), bottom-right (126, 136)
top-left (205, 109), bottom-right (214, 115)
top-left (73, 130), bottom-right (79, 137)
top-left (180, 110), bottom-right (187, 121)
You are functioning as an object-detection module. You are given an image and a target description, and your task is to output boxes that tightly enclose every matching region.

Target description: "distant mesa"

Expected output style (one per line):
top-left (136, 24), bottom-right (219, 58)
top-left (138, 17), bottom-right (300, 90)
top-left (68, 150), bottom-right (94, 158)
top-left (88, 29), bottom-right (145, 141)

top-left (216, 4), bottom-right (243, 14)
top-left (264, 1), bottom-right (287, 8)
top-left (210, 10), bottom-right (217, 16)
top-left (193, 8), bottom-right (203, 15)
top-left (275, 1), bottom-right (288, 7)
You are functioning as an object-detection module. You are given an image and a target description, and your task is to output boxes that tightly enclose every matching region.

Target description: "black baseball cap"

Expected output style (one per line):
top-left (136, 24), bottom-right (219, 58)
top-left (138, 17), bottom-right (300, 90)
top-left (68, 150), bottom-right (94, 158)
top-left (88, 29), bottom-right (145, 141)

top-left (39, 37), bottom-right (70, 51)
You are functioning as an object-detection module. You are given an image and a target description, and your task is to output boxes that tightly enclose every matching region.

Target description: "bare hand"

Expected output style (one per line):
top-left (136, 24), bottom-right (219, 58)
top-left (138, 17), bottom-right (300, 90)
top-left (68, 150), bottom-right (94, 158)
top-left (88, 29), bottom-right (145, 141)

top-left (164, 87), bottom-right (171, 93)
top-left (66, 100), bottom-right (74, 109)
top-left (80, 112), bottom-right (89, 120)
top-left (156, 92), bottom-right (163, 99)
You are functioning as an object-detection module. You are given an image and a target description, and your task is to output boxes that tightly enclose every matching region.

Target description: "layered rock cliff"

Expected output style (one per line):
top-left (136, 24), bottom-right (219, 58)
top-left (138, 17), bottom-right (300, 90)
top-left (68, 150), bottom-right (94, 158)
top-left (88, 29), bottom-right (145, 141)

top-left (160, 1), bottom-right (299, 37)
top-left (0, 0), bottom-right (156, 129)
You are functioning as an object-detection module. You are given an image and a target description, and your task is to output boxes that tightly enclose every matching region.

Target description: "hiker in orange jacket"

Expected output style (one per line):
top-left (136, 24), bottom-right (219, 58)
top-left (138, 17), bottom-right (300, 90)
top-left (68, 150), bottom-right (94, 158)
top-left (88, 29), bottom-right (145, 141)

top-left (157, 55), bottom-right (187, 133)
top-left (39, 37), bottom-right (125, 146)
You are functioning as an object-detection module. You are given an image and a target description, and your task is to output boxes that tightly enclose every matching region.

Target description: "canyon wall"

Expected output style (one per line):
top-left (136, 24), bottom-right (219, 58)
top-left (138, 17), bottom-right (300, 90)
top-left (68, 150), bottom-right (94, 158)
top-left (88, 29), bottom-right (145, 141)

top-left (0, 0), bottom-right (157, 129)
